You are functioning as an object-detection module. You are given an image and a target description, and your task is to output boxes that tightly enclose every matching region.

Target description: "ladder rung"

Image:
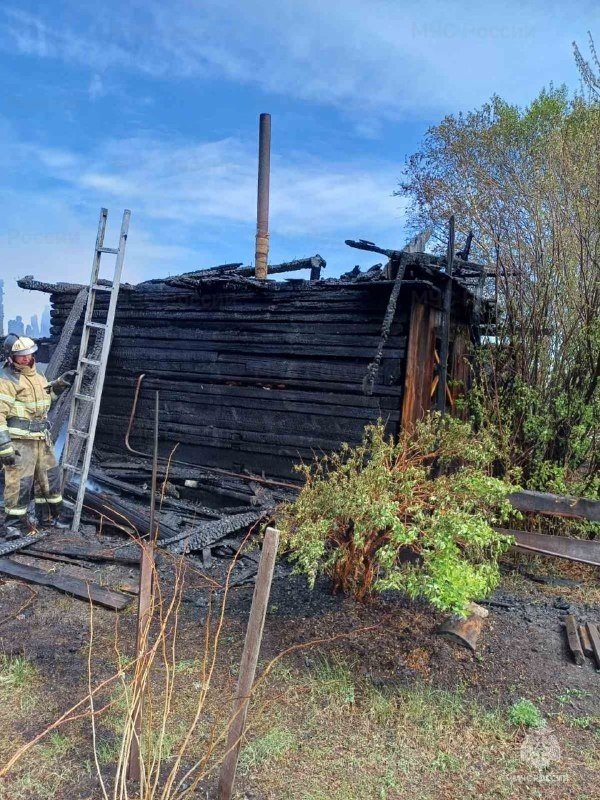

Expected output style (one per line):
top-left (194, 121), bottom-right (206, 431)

top-left (75, 392), bottom-right (95, 402)
top-left (63, 463), bottom-right (82, 472)
top-left (91, 284), bottom-right (112, 292)
top-left (98, 247), bottom-right (119, 255)
top-left (86, 321), bottom-right (107, 329)
top-left (68, 428), bottom-right (89, 439)
top-left (81, 357), bottom-right (101, 367)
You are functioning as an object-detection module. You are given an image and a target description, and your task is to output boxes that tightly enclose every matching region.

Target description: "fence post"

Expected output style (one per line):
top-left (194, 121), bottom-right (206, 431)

top-left (218, 526), bottom-right (280, 800)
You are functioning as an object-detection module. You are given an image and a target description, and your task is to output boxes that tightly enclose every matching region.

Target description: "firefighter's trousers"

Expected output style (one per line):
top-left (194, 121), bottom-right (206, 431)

top-left (3, 439), bottom-right (62, 521)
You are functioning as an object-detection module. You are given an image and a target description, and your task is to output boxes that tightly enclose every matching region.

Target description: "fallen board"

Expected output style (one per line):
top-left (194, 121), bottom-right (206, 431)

top-left (28, 539), bottom-right (140, 565)
top-left (579, 625), bottom-right (594, 658)
top-left (501, 529), bottom-right (600, 567)
top-left (508, 491), bottom-right (600, 522)
top-left (0, 531), bottom-right (51, 558)
top-left (565, 615), bottom-right (585, 666)
top-left (0, 557), bottom-right (132, 610)
top-left (586, 623), bottom-right (600, 670)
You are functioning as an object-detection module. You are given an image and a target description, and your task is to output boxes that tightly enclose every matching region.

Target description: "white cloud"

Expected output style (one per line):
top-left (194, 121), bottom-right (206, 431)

top-left (88, 73), bottom-right (105, 100)
top-left (23, 134), bottom-right (403, 237)
top-left (1, 1), bottom-right (597, 119)
top-left (0, 124), bottom-right (407, 322)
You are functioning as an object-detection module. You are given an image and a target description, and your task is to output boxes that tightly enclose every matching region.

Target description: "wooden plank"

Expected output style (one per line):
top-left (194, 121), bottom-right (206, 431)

top-left (28, 541), bottom-right (140, 565)
top-left (508, 491), bottom-right (600, 522)
top-left (106, 369), bottom-right (405, 397)
top-left (449, 324), bottom-right (471, 417)
top-left (0, 531), bottom-right (51, 559)
top-left (402, 299), bottom-right (436, 427)
top-left (502, 529), bottom-right (600, 566)
top-left (579, 625), bottom-right (593, 658)
top-left (0, 557), bottom-right (132, 610)
top-left (565, 615), bottom-right (585, 666)
top-left (218, 527), bottom-right (280, 800)
top-left (586, 623), bottom-right (600, 669)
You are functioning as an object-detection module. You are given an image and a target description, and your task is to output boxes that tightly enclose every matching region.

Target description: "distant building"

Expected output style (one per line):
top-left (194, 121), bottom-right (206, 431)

top-left (0, 279), bottom-right (4, 336)
top-left (8, 316), bottom-right (25, 336)
top-left (41, 304), bottom-right (51, 337)
top-left (27, 314), bottom-right (40, 339)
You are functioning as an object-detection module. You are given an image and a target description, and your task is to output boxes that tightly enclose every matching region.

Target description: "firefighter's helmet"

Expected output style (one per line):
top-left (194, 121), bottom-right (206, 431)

top-left (3, 334), bottom-right (38, 361)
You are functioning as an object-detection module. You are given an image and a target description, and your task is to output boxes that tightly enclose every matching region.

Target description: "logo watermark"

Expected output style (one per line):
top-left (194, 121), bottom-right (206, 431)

top-left (412, 23), bottom-right (534, 41)
top-left (517, 729), bottom-right (568, 785)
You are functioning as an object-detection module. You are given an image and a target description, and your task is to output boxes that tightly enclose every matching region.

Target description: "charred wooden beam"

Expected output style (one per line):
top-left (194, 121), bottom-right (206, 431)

top-left (509, 491), bottom-right (600, 522)
top-left (0, 557), bottom-right (132, 610)
top-left (502, 528), bottom-right (600, 566)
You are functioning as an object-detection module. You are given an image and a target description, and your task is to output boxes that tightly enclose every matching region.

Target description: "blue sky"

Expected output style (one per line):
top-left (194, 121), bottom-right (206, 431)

top-left (0, 0), bottom-right (597, 323)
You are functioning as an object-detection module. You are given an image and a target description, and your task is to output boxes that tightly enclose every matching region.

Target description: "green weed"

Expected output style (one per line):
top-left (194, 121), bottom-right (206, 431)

top-left (311, 656), bottom-right (356, 708)
top-left (240, 727), bottom-right (296, 769)
top-left (508, 699), bottom-right (545, 728)
top-left (0, 655), bottom-right (36, 689)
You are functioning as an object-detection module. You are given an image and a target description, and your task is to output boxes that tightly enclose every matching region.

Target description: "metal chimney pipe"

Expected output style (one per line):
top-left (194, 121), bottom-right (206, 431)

top-left (254, 113), bottom-right (271, 280)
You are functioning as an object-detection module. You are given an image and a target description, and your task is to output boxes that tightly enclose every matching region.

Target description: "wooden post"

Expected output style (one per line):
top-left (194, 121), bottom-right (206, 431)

top-left (437, 215), bottom-right (455, 413)
top-left (218, 526), bottom-right (280, 800)
top-left (127, 542), bottom-right (154, 782)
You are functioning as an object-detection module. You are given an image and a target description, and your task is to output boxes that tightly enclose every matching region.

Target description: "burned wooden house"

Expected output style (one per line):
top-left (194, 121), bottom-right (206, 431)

top-left (19, 242), bottom-right (486, 481)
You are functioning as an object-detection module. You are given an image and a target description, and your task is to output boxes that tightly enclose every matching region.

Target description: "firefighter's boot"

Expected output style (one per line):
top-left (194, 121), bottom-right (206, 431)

top-left (50, 504), bottom-right (71, 530)
top-left (2, 515), bottom-right (30, 540)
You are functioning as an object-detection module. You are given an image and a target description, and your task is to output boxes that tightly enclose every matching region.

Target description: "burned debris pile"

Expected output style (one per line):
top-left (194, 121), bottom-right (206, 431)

top-left (11, 250), bottom-right (486, 592)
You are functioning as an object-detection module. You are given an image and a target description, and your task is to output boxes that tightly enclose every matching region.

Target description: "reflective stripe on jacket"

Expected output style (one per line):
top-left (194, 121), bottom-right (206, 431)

top-left (0, 362), bottom-right (55, 453)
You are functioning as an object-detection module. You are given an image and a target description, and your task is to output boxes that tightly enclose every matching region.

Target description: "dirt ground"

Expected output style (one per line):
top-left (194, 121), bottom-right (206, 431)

top-left (0, 532), bottom-right (598, 800)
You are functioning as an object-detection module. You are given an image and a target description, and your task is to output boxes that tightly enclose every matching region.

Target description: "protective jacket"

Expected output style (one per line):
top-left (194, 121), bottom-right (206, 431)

top-left (0, 362), bottom-right (57, 457)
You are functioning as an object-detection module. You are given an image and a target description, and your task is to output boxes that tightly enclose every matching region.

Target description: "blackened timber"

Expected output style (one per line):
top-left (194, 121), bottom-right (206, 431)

top-left (105, 378), bottom-right (400, 409)
top-left (106, 371), bottom-right (404, 396)
top-left (362, 253), bottom-right (409, 395)
top-left (65, 484), bottom-right (182, 542)
top-left (437, 216), bottom-right (455, 413)
top-left (162, 511), bottom-right (267, 552)
top-left (0, 557), bottom-right (132, 610)
top-left (102, 398), bottom-right (399, 436)
top-left (169, 255), bottom-right (326, 281)
top-left (28, 541), bottom-right (140, 565)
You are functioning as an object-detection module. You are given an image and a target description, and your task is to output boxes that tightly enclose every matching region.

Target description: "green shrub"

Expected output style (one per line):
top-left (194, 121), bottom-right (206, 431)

top-left (278, 414), bottom-right (515, 615)
top-left (508, 699), bottom-right (545, 728)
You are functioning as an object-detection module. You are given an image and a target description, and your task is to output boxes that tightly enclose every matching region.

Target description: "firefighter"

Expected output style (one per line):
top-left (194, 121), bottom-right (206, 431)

top-left (0, 334), bottom-right (77, 537)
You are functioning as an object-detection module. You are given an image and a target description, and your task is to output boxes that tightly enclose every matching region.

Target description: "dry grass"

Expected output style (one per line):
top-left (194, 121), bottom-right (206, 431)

top-left (0, 624), bottom-right (598, 800)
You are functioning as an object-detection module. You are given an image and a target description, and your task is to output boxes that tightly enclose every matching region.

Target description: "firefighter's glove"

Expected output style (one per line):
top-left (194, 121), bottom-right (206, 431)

top-left (47, 370), bottom-right (78, 395)
top-left (0, 452), bottom-right (16, 467)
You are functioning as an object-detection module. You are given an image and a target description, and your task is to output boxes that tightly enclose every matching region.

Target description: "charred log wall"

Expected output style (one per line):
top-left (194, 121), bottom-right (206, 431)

top-left (46, 279), bottom-right (409, 478)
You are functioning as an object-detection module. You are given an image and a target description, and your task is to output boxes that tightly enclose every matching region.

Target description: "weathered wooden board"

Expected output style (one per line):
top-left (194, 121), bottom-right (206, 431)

top-left (502, 529), bottom-right (600, 566)
top-left (565, 615), bottom-right (585, 666)
top-left (0, 557), bottom-right (132, 610)
top-left (402, 300), bottom-right (436, 427)
top-left (586, 623), bottom-right (600, 669)
top-left (509, 491), bottom-right (600, 522)
top-left (28, 539), bottom-right (140, 565)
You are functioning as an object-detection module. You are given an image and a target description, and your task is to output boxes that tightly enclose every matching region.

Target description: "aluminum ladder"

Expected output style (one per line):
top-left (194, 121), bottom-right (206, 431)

top-left (62, 207), bottom-right (131, 531)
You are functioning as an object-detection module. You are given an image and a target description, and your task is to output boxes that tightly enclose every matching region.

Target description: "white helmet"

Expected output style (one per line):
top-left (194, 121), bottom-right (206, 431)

top-left (3, 334), bottom-right (38, 360)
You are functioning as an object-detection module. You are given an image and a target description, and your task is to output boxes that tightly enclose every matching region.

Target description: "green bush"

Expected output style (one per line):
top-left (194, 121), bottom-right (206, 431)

top-left (278, 415), bottom-right (516, 615)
